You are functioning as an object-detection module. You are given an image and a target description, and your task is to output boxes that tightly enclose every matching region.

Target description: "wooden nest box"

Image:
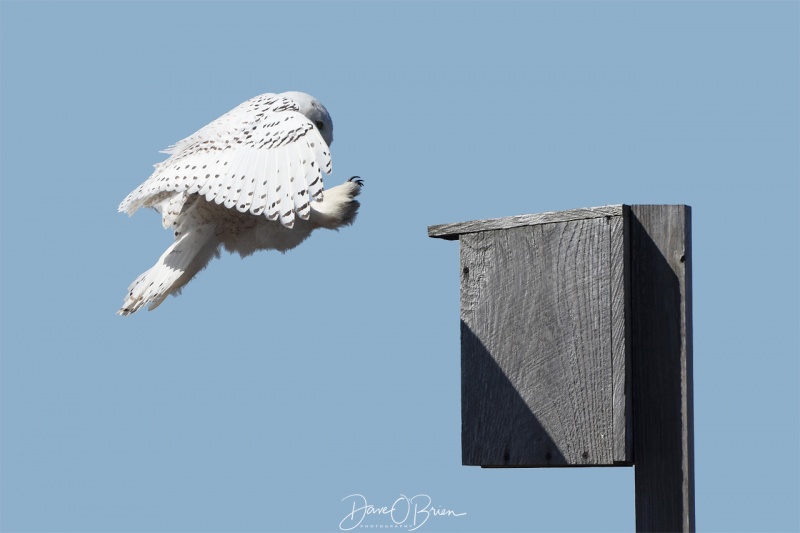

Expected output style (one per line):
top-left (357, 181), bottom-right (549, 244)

top-left (429, 204), bottom-right (695, 532)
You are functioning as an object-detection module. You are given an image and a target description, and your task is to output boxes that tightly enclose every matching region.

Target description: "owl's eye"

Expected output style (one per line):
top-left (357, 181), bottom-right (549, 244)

top-left (315, 120), bottom-right (324, 130)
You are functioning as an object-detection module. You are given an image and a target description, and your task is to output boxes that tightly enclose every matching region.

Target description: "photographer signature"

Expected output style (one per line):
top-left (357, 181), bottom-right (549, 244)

top-left (339, 493), bottom-right (466, 531)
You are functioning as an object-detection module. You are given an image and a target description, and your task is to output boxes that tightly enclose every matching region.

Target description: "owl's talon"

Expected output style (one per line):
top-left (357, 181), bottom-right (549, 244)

top-left (348, 176), bottom-right (364, 187)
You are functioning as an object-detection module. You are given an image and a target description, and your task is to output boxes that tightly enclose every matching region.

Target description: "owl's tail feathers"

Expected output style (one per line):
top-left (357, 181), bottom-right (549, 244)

top-left (118, 225), bottom-right (219, 316)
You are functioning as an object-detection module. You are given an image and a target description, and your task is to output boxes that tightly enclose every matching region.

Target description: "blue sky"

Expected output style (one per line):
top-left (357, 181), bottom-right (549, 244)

top-left (1, 1), bottom-right (798, 532)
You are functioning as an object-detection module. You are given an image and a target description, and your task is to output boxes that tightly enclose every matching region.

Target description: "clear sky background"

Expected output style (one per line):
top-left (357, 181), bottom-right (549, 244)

top-left (1, 1), bottom-right (798, 532)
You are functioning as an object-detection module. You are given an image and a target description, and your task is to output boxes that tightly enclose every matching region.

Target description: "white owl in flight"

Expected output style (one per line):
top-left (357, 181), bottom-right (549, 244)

top-left (118, 91), bottom-right (362, 315)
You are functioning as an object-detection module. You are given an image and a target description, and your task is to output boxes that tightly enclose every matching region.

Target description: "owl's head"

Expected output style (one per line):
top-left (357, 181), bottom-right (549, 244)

top-left (280, 91), bottom-right (334, 147)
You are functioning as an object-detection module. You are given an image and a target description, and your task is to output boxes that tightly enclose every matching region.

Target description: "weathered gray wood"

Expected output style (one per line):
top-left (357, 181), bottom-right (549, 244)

top-left (629, 205), bottom-right (695, 532)
top-left (459, 215), bottom-right (627, 466)
top-left (428, 204), bottom-right (624, 240)
top-left (610, 208), bottom-right (633, 464)
top-left (430, 203), bottom-right (694, 530)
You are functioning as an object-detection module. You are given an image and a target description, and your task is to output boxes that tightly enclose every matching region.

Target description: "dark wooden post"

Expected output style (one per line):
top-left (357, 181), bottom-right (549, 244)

top-left (628, 205), bottom-right (695, 532)
top-left (428, 204), bottom-right (694, 532)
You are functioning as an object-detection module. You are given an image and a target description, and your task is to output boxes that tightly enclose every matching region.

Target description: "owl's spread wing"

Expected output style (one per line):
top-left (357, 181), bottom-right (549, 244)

top-left (118, 93), bottom-right (332, 228)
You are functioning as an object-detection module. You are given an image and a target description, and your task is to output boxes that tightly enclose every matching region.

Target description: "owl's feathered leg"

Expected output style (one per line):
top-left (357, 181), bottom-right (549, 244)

top-left (118, 224), bottom-right (219, 315)
top-left (309, 177), bottom-right (363, 229)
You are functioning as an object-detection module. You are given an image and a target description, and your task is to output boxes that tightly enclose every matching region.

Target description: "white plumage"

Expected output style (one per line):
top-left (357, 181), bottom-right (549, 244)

top-left (118, 91), bottom-right (362, 315)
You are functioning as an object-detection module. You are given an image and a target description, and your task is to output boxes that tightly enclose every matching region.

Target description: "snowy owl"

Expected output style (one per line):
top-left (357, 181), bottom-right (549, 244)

top-left (117, 91), bottom-right (362, 315)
